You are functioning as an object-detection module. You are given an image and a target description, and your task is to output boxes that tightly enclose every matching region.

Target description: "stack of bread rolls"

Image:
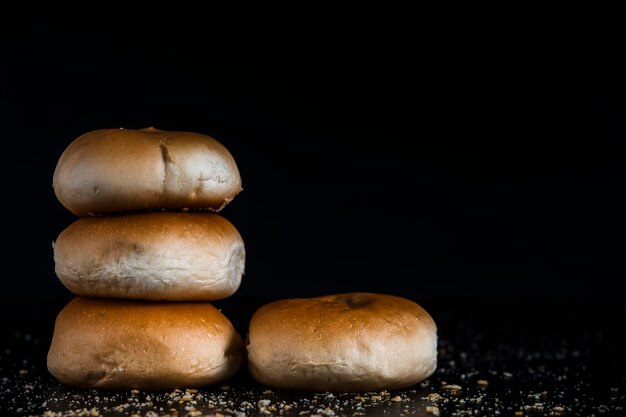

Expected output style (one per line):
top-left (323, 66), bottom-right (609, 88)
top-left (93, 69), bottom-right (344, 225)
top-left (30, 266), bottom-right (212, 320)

top-left (47, 127), bottom-right (245, 390)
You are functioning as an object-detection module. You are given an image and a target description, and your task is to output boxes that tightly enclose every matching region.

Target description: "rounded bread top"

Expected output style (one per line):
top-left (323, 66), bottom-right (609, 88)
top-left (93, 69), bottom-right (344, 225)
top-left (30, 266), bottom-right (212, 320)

top-left (53, 127), bottom-right (242, 216)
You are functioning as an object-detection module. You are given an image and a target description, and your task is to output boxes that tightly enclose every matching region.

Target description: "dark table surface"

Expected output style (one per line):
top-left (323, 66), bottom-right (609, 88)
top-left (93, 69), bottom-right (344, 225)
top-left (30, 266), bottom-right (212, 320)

top-left (1, 296), bottom-right (625, 417)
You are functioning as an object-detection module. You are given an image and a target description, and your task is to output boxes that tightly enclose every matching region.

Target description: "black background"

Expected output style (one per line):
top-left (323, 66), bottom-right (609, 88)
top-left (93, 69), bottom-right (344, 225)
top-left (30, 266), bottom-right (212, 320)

top-left (1, 12), bottom-right (624, 302)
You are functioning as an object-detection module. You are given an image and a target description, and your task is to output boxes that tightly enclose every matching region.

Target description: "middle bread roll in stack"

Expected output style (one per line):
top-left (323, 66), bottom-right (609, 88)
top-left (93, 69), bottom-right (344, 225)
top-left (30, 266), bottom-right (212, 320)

top-left (48, 127), bottom-right (245, 390)
top-left (53, 212), bottom-right (245, 300)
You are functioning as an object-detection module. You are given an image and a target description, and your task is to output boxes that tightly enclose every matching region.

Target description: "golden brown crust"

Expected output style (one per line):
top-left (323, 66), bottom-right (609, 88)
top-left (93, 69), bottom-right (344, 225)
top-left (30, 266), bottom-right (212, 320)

top-left (47, 297), bottom-right (243, 390)
top-left (53, 127), bottom-right (242, 216)
top-left (53, 212), bottom-right (245, 300)
top-left (247, 293), bottom-right (437, 392)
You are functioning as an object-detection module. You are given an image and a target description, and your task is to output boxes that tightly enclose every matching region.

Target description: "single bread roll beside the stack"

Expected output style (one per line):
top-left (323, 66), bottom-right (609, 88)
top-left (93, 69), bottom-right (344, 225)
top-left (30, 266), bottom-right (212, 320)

top-left (247, 292), bottom-right (437, 392)
top-left (53, 127), bottom-right (242, 216)
top-left (47, 297), bottom-right (243, 390)
top-left (53, 212), bottom-right (245, 300)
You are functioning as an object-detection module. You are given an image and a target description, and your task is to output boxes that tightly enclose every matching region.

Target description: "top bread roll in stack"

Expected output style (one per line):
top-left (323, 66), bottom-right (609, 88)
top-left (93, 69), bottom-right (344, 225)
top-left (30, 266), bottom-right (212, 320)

top-left (47, 127), bottom-right (246, 390)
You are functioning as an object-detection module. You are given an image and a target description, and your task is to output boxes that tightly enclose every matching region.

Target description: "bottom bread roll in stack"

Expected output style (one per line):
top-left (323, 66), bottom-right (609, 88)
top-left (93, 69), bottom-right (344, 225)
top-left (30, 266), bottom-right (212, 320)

top-left (246, 292), bottom-right (438, 392)
top-left (47, 298), bottom-right (243, 390)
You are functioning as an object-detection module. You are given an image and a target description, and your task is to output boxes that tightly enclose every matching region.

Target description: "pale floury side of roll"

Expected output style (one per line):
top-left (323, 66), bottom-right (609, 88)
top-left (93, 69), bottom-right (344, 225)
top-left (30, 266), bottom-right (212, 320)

top-left (53, 212), bottom-right (245, 300)
top-left (53, 127), bottom-right (242, 216)
top-left (247, 293), bottom-right (438, 392)
top-left (47, 297), bottom-right (243, 390)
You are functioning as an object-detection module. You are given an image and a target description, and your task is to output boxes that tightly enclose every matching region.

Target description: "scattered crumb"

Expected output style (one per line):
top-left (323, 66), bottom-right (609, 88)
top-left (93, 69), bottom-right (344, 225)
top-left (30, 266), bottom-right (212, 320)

top-left (427, 393), bottom-right (441, 401)
top-left (425, 405), bottom-right (440, 415)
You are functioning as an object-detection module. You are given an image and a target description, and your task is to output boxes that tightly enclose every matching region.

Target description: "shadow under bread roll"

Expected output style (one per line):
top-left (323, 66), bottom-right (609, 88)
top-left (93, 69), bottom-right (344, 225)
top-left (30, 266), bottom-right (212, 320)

top-left (47, 297), bottom-right (243, 390)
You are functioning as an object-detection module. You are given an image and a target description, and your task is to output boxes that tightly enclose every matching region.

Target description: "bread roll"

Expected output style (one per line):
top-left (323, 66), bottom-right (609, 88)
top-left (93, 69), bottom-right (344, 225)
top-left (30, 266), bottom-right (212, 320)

top-left (247, 292), bottom-right (437, 392)
top-left (53, 127), bottom-right (242, 216)
top-left (53, 212), bottom-right (245, 300)
top-left (47, 297), bottom-right (243, 390)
